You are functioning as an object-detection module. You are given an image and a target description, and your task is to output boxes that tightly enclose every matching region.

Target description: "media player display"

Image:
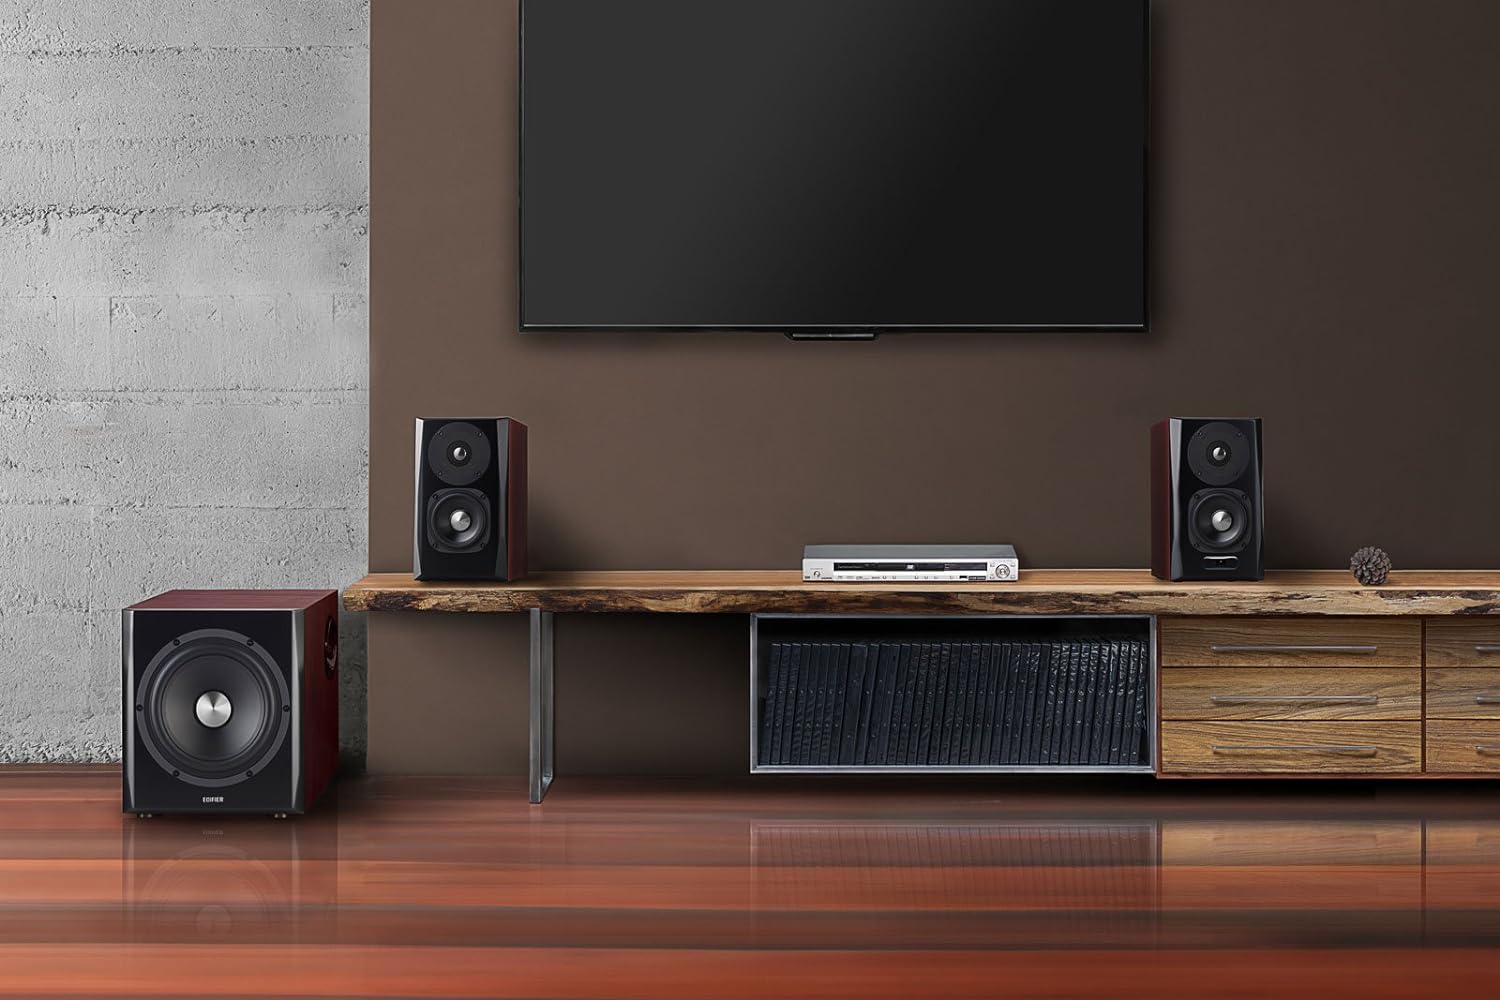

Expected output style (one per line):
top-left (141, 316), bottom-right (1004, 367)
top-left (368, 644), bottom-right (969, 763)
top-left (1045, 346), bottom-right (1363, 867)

top-left (520, 0), bottom-right (1148, 331)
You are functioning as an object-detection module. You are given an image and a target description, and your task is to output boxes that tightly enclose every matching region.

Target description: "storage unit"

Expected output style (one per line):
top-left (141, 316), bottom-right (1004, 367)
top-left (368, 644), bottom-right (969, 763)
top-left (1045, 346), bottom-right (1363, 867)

top-left (1159, 617), bottom-right (1424, 775)
top-left (750, 616), bottom-right (1154, 773)
top-left (1425, 619), bottom-right (1500, 773)
top-left (341, 569), bottom-right (1500, 800)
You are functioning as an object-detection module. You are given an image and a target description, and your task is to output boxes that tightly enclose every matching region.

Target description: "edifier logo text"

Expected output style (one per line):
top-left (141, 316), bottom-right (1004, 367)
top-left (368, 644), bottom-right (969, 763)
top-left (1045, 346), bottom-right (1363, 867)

top-left (201, 796), bottom-right (224, 804)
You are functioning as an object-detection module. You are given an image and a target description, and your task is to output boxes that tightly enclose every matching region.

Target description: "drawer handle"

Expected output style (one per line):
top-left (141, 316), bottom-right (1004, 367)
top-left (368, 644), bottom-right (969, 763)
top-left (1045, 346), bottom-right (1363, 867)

top-left (1209, 644), bottom-right (1379, 654)
top-left (1211, 744), bottom-right (1379, 756)
top-left (1210, 695), bottom-right (1378, 705)
top-left (1476, 645), bottom-right (1500, 654)
top-left (1474, 696), bottom-right (1500, 705)
top-left (1475, 745), bottom-right (1500, 756)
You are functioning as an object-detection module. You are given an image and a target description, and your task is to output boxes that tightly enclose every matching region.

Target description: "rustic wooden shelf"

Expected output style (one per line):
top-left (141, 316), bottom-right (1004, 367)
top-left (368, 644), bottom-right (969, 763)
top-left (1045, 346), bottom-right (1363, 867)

top-left (343, 569), bottom-right (1500, 617)
top-left (344, 568), bottom-right (1500, 803)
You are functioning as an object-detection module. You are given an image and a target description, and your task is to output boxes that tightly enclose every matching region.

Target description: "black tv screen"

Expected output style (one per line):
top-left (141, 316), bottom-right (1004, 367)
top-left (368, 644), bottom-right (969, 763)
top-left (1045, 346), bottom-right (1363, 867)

top-left (520, 0), bottom-right (1148, 332)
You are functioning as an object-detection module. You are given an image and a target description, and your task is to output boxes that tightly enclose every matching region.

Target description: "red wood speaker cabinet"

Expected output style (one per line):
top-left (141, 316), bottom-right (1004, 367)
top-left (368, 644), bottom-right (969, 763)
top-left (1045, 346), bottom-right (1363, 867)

top-left (414, 417), bottom-right (528, 581)
top-left (123, 590), bottom-right (340, 816)
top-left (1151, 418), bottom-right (1264, 581)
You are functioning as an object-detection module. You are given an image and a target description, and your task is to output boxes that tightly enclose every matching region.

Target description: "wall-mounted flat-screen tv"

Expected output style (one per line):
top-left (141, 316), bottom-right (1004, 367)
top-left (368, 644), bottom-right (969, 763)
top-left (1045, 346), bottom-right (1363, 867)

top-left (520, 0), bottom-right (1148, 333)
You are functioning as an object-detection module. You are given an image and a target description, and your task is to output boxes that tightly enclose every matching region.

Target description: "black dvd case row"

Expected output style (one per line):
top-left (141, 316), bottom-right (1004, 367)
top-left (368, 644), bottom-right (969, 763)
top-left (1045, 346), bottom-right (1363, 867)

top-left (756, 639), bottom-right (1150, 769)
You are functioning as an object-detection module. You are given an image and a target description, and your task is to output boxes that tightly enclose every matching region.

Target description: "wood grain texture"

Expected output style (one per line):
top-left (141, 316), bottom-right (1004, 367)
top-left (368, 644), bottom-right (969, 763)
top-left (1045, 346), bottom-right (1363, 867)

top-left (1426, 669), bottom-right (1500, 720)
top-left (10, 773), bottom-right (1500, 997)
top-left (1160, 668), bottom-right (1421, 721)
top-left (1160, 722), bottom-right (1422, 773)
top-left (1425, 619), bottom-right (1500, 667)
top-left (1425, 720), bottom-right (1500, 773)
top-left (129, 589), bottom-right (335, 611)
top-left (1159, 617), bottom-right (1421, 667)
top-left (342, 570), bottom-right (1500, 616)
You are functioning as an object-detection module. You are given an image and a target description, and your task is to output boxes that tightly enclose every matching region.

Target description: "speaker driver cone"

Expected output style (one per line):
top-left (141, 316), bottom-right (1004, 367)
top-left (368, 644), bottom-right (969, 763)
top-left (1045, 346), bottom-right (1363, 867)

top-left (1188, 489), bottom-right (1251, 552)
top-left (426, 488), bottom-right (491, 553)
top-left (138, 629), bottom-right (290, 788)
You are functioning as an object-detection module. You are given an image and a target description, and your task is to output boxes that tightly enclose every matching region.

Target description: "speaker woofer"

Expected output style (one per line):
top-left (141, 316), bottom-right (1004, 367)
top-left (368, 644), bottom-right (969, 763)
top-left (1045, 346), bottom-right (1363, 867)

top-left (137, 629), bottom-right (290, 788)
top-left (426, 488), bottom-right (491, 553)
top-left (427, 421), bottom-right (492, 487)
top-left (1188, 489), bottom-right (1252, 552)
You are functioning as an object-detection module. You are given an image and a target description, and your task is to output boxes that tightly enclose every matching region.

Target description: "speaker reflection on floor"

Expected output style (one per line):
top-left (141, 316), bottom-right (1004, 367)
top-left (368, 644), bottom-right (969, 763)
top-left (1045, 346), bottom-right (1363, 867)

top-left (122, 813), bottom-right (339, 944)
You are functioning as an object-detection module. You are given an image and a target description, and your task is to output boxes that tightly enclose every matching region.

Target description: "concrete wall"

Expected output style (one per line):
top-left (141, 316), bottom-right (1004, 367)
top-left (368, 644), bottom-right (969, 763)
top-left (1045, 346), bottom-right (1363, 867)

top-left (0, 2), bottom-right (370, 763)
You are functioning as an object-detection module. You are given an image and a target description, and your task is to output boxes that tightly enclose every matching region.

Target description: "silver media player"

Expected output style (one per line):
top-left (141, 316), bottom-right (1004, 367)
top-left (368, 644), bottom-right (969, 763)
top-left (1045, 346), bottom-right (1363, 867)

top-left (802, 545), bottom-right (1019, 583)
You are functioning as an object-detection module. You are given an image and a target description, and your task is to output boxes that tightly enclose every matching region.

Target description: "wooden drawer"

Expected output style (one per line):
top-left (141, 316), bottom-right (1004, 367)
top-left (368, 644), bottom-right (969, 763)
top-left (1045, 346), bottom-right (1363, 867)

top-left (1161, 667), bottom-right (1419, 721)
top-left (1426, 669), bottom-right (1500, 720)
top-left (1426, 620), bottom-right (1500, 668)
top-left (1159, 617), bottom-right (1420, 668)
top-left (1160, 721), bottom-right (1421, 773)
top-left (1426, 720), bottom-right (1500, 773)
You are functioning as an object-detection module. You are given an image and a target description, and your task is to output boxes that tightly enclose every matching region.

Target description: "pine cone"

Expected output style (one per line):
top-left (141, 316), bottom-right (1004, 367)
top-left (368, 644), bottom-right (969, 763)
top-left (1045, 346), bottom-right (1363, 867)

top-left (1350, 546), bottom-right (1392, 586)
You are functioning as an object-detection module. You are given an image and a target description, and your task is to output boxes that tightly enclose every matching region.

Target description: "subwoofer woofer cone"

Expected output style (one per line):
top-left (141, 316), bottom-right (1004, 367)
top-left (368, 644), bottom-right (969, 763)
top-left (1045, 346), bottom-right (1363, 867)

top-left (136, 629), bottom-right (290, 788)
top-left (1187, 489), bottom-right (1251, 552)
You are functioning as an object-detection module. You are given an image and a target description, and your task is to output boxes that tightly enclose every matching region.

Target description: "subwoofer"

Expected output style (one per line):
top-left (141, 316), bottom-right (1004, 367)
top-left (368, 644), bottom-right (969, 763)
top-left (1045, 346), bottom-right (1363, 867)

top-left (1151, 418), bottom-right (1264, 581)
top-left (414, 417), bottom-right (527, 580)
top-left (123, 590), bottom-right (340, 816)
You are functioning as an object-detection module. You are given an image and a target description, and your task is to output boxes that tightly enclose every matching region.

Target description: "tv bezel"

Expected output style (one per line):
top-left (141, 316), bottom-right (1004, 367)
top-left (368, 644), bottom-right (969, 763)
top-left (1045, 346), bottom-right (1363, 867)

top-left (517, 0), bottom-right (1151, 334)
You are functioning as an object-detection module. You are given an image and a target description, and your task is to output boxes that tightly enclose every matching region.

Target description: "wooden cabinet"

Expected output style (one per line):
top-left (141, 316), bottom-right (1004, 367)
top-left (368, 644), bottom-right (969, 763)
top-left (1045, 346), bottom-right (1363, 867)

top-left (1159, 617), bottom-right (1423, 774)
top-left (1425, 621), bottom-right (1500, 772)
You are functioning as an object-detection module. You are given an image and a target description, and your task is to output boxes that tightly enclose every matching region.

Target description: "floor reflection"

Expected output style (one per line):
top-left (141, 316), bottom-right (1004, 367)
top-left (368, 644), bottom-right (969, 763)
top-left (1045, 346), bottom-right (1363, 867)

top-left (121, 813), bottom-right (340, 944)
top-left (98, 790), bottom-right (1500, 951)
top-left (741, 810), bottom-right (1500, 950)
top-left (6, 776), bottom-right (1500, 997)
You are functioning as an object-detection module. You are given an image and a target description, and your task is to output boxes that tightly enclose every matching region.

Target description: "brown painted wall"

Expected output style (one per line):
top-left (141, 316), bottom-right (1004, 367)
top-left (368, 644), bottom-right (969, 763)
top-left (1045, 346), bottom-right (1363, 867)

top-left (369, 0), bottom-right (1500, 774)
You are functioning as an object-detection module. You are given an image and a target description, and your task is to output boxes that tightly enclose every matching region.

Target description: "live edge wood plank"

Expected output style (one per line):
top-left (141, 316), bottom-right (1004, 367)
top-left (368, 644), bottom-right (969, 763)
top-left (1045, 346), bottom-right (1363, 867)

top-left (342, 570), bottom-right (1500, 616)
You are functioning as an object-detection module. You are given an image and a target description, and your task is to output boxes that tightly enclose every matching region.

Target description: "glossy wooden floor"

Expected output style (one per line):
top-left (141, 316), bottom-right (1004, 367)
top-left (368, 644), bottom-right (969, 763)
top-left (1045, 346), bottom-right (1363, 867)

top-left (5, 772), bottom-right (1500, 998)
